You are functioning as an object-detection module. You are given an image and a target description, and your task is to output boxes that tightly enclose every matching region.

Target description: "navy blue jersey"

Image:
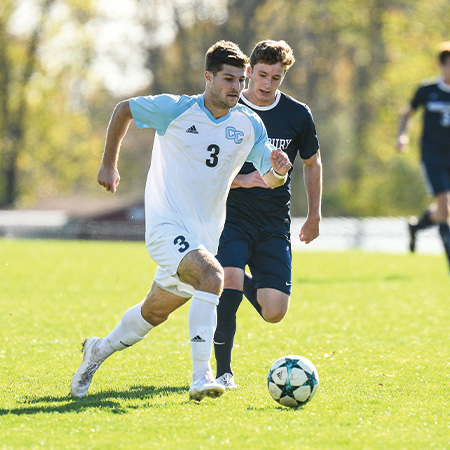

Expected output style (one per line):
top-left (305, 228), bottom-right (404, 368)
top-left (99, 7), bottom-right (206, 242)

top-left (410, 78), bottom-right (450, 163)
top-left (225, 91), bottom-right (319, 232)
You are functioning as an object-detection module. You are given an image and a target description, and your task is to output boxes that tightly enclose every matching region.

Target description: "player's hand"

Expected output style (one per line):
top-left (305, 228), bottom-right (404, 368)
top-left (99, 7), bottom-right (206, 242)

top-left (232, 171), bottom-right (273, 189)
top-left (270, 148), bottom-right (292, 176)
top-left (97, 164), bottom-right (120, 193)
top-left (396, 135), bottom-right (409, 153)
top-left (299, 216), bottom-right (320, 244)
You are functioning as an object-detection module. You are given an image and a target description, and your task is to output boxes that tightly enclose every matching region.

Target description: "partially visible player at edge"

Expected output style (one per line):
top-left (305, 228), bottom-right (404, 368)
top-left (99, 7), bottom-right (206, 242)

top-left (397, 41), bottom-right (450, 272)
top-left (214, 40), bottom-right (322, 388)
top-left (70, 40), bottom-right (292, 401)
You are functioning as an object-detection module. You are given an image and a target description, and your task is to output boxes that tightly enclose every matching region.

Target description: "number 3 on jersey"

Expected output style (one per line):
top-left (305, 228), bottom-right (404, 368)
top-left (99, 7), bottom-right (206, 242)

top-left (173, 235), bottom-right (190, 253)
top-left (206, 144), bottom-right (220, 167)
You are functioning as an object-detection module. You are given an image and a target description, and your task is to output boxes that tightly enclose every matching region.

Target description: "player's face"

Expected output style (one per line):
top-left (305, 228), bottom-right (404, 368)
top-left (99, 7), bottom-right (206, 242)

top-left (205, 65), bottom-right (246, 114)
top-left (246, 62), bottom-right (285, 106)
top-left (441, 57), bottom-right (450, 84)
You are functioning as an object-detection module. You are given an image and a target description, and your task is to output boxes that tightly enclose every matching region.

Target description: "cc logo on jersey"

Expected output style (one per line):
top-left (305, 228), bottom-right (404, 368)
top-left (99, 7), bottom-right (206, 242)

top-left (226, 126), bottom-right (244, 144)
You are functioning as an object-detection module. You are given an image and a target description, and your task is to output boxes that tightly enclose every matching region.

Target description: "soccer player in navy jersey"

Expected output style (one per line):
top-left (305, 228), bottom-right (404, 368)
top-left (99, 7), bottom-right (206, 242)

top-left (70, 40), bottom-right (291, 401)
top-left (214, 40), bottom-right (323, 388)
top-left (397, 41), bottom-right (450, 271)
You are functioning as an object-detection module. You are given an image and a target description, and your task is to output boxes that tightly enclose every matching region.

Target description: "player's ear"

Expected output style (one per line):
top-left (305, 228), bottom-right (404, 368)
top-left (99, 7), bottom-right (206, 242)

top-left (205, 71), bottom-right (213, 85)
top-left (246, 65), bottom-right (252, 78)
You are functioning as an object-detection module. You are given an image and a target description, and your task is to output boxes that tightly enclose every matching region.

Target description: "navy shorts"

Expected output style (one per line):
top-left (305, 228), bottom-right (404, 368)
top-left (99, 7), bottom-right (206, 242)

top-left (216, 219), bottom-right (292, 295)
top-left (422, 159), bottom-right (450, 195)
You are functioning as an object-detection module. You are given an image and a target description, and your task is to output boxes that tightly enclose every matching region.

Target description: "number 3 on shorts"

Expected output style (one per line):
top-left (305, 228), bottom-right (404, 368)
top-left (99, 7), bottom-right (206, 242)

top-left (173, 235), bottom-right (190, 253)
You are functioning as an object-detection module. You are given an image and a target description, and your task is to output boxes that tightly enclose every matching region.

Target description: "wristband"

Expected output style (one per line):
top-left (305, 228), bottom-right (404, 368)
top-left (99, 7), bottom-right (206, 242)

top-left (272, 168), bottom-right (287, 179)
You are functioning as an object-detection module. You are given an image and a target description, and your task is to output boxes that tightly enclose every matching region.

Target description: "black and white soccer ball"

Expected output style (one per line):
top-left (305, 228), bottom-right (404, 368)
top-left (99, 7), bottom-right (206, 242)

top-left (267, 355), bottom-right (319, 407)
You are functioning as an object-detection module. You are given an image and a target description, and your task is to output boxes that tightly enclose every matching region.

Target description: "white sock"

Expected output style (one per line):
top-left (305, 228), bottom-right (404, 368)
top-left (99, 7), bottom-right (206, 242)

top-left (96, 302), bottom-right (154, 361)
top-left (188, 290), bottom-right (219, 380)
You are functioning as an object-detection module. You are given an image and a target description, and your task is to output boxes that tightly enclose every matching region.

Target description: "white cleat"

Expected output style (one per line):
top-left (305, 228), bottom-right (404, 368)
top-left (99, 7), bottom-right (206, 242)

top-left (216, 372), bottom-right (238, 389)
top-left (70, 337), bottom-right (103, 398)
top-left (189, 372), bottom-right (225, 401)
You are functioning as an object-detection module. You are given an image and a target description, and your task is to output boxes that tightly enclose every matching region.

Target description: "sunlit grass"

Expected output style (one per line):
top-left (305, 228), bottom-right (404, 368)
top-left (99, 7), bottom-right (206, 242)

top-left (1, 239), bottom-right (449, 449)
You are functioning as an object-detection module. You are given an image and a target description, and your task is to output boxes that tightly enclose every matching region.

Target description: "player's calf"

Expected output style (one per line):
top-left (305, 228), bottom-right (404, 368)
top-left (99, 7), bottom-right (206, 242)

top-left (71, 303), bottom-right (154, 398)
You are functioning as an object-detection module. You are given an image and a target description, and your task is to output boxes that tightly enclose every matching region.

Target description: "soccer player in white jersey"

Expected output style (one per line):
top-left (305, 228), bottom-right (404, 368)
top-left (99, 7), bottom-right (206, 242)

top-left (70, 40), bottom-right (292, 401)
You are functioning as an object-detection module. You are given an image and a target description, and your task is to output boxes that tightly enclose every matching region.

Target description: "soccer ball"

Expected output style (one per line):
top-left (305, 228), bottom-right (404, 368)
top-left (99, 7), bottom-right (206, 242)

top-left (267, 355), bottom-right (319, 407)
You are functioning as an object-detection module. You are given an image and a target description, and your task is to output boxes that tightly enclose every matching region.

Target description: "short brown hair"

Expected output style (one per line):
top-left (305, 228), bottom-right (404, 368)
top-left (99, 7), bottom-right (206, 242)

top-left (438, 41), bottom-right (450, 64)
top-left (205, 40), bottom-right (249, 75)
top-left (249, 40), bottom-right (295, 72)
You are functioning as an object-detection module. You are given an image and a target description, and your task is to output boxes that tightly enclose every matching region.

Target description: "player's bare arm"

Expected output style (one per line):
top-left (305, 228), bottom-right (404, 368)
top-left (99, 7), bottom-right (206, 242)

top-left (263, 148), bottom-right (292, 187)
top-left (397, 106), bottom-right (415, 152)
top-left (300, 151), bottom-right (322, 243)
top-left (230, 171), bottom-right (273, 189)
top-left (97, 100), bottom-right (134, 193)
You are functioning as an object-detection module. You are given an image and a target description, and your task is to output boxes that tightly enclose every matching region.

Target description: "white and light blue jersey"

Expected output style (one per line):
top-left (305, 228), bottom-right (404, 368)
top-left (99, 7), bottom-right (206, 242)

top-left (129, 93), bottom-right (274, 254)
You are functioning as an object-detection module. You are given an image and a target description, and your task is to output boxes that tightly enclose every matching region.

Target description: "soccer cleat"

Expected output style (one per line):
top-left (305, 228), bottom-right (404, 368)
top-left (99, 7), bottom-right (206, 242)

top-left (216, 372), bottom-right (238, 389)
top-left (70, 337), bottom-right (103, 398)
top-left (408, 218), bottom-right (418, 253)
top-left (189, 372), bottom-right (225, 401)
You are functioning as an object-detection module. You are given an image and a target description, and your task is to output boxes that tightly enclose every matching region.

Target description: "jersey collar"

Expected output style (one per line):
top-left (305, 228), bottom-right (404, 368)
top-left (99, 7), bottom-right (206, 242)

top-left (198, 94), bottom-right (232, 123)
top-left (437, 77), bottom-right (450, 93)
top-left (240, 90), bottom-right (281, 111)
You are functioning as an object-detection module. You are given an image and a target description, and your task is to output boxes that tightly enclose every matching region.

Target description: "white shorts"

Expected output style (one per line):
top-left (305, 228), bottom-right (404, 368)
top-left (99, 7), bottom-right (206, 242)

top-left (146, 223), bottom-right (206, 298)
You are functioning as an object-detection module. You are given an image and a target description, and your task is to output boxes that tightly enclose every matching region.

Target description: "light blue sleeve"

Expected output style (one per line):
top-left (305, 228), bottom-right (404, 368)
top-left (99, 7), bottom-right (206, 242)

top-left (129, 94), bottom-right (197, 135)
top-left (245, 115), bottom-right (274, 176)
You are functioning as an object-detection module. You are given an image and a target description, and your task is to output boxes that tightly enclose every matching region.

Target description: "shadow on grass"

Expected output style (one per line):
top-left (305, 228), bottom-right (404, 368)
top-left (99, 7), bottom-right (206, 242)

top-left (247, 405), bottom-right (306, 412)
top-left (0, 384), bottom-right (189, 416)
top-left (295, 274), bottom-right (412, 285)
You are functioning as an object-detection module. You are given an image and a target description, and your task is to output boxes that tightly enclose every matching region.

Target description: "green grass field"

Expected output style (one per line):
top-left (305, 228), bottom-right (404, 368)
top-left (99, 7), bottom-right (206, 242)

top-left (1, 239), bottom-right (450, 449)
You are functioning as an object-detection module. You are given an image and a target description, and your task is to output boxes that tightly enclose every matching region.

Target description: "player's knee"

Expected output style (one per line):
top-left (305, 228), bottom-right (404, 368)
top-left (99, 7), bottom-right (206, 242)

top-left (179, 249), bottom-right (224, 293)
top-left (435, 193), bottom-right (450, 221)
top-left (435, 209), bottom-right (449, 223)
top-left (262, 304), bottom-right (288, 323)
top-left (263, 309), bottom-right (288, 323)
top-left (259, 291), bottom-right (290, 323)
top-left (211, 265), bottom-right (225, 292)
top-left (223, 267), bottom-right (245, 290)
top-left (198, 263), bottom-right (224, 294)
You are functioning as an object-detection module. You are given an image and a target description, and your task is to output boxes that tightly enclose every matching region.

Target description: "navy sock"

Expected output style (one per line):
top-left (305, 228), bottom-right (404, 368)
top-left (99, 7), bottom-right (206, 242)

top-left (214, 289), bottom-right (243, 378)
top-left (243, 272), bottom-right (263, 318)
top-left (438, 222), bottom-right (450, 268)
top-left (412, 210), bottom-right (434, 232)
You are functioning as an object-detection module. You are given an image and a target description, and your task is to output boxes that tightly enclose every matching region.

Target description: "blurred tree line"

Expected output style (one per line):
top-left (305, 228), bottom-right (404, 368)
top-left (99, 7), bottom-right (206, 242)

top-left (1, 0), bottom-right (450, 216)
